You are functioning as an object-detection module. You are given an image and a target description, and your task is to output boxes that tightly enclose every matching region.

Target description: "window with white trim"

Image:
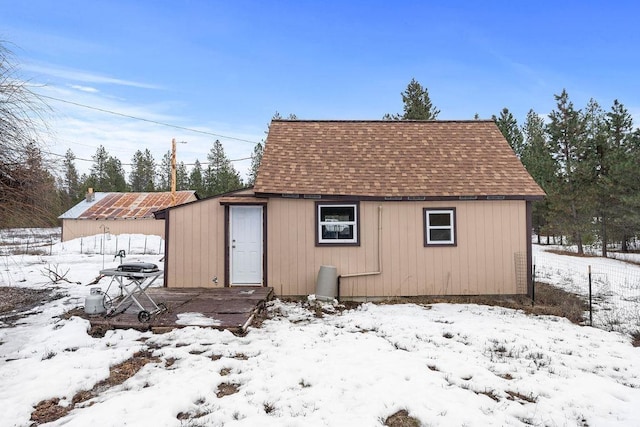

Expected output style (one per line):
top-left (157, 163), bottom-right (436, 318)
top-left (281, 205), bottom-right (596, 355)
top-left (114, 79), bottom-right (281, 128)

top-left (424, 208), bottom-right (456, 246)
top-left (317, 203), bottom-right (359, 245)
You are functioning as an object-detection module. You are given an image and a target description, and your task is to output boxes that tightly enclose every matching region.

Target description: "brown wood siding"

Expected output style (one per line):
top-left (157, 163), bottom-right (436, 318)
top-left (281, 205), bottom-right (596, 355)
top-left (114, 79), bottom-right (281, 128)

top-left (166, 198), bottom-right (226, 288)
top-left (267, 199), bottom-right (527, 297)
top-left (164, 197), bottom-right (527, 296)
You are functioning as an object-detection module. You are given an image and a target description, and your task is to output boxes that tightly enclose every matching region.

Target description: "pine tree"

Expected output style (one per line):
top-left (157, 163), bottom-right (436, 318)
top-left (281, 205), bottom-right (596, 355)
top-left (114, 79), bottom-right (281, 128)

top-left (176, 161), bottom-right (189, 190)
top-left (383, 78), bottom-right (440, 120)
top-left (104, 156), bottom-right (128, 192)
top-left (156, 150), bottom-right (171, 191)
top-left (129, 149), bottom-right (156, 192)
top-left (204, 139), bottom-right (242, 196)
top-left (521, 109), bottom-right (557, 243)
top-left (493, 108), bottom-right (525, 158)
top-left (605, 100), bottom-right (640, 252)
top-left (247, 142), bottom-right (263, 186)
top-left (546, 90), bottom-right (589, 253)
top-left (581, 99), bottom-right (610, 255)
top-left (189, 159), bottom-right (205, 196)
top-left (129, 150), bottom-right (146, 191)
top-left (62, 149), bottom-right (81, 205)
top-left (88, 145), bottom-right (109, 190)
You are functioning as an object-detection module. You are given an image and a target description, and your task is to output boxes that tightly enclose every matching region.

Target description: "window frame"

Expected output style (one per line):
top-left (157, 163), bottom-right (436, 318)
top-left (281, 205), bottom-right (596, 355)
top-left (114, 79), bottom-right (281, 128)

top-left (423, 208), bottom-right (457, 247)
top-left (316, 202), bottom-right (360, 246)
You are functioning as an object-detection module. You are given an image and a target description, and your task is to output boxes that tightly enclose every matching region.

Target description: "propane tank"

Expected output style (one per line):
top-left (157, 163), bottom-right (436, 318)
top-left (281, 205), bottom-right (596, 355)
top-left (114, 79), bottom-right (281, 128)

top-left (84, 287), bottom-right (106, 315)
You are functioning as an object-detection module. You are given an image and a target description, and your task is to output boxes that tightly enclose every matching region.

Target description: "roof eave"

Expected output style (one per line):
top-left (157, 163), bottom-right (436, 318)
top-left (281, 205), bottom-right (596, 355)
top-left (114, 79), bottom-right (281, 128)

top-left (253, 191), bottom-right (546, 202)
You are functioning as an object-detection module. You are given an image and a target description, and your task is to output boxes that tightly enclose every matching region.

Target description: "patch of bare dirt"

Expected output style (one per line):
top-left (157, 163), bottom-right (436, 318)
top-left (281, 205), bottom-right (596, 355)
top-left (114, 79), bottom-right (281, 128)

top-left (216, 382), bottom-right (240, 398)
top-left (30, 349), bottom-right (160, 425)
top-left (384, 409), bottom-right (420, 427)
top-left (0, 287), bottom-right (55, 314)
top-left (0, 287), bottom-right (65, 326)
top-left (377, 282), bottom-right (587, 325)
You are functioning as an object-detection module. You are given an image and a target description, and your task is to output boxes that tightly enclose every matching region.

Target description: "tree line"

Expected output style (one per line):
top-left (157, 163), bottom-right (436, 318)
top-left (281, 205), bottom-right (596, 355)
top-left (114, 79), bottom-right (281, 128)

top-left (3, 34), bottom-right (640, 251)
top-left (386, 78), bottom-right (640, 254)
top-left (57, 110), bottom-right (298, 210)
top-left (494, 92), bottom-right (640, 255)
top-left (60, 139), bottom-right (247, 207)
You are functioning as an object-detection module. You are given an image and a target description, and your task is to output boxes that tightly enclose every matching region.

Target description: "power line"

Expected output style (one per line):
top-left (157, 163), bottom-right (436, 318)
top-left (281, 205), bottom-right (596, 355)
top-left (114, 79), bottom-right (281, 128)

top-left (39, 94), bottom-right (260, 144)
top-left (45, 150), bottom-right (251, 165)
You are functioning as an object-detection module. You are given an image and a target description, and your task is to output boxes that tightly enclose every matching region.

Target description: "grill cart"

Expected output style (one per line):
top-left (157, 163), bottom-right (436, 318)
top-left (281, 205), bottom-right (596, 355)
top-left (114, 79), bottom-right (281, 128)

top-left (100, 262), bottom-right (166, 322)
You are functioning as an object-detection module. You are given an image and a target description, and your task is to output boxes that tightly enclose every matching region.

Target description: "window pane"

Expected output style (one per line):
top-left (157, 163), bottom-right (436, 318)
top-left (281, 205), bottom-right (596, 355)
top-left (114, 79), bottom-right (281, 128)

top-left (430, 229), bottom-right (451, 242)
top-left (322, 224), bottom-right (354, 240)
top-left (321, 206), bottom-right (355, 222)
top-left (429, 213), bottom-right (451, 227)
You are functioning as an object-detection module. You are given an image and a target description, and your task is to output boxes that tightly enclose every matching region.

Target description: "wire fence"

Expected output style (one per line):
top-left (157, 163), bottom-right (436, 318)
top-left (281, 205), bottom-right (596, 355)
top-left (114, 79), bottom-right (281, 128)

top-left (533, 251), bottom-right (640, 333)
top-left (77, 234), bottom-right (165, 256)
top-left (0, 229), bottom-right (164, 257)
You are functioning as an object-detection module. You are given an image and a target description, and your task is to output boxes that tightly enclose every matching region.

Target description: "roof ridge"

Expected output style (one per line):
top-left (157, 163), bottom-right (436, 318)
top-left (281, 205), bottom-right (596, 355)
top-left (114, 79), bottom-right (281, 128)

top-left (270, 119), bottom-right (495, 123)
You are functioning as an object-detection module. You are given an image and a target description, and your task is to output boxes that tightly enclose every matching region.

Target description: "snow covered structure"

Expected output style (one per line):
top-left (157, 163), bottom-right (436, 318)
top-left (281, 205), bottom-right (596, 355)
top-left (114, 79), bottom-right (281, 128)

top-left (157, 120), bottom-right (545, 298)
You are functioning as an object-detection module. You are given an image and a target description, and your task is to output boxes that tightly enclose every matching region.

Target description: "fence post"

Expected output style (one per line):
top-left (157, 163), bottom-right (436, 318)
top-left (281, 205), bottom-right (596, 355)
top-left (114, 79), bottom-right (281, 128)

top-left (531, 264), bottom-right (536, 306)
top-left (588, 265), bottom-right (593, 326)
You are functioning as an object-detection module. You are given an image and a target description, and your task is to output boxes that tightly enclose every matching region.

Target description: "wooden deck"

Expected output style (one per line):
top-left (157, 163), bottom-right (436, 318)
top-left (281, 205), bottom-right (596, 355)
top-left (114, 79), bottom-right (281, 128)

top-left (85, 287), bottom-right (273, 334)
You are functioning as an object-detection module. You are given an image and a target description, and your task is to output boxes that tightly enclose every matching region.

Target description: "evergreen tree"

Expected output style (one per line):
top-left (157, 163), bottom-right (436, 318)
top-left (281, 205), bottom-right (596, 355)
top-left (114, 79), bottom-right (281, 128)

top-left (156, 150), bottom-right (171, 191)
top-left (546, 90), bottom-right (589, 254)
top-left (87, 145), bottom-right (110, 190)
top-left (62, 149), bottom-right (81, 205)
top-left (521, 109), bottom-right (557, 243)
top-left (189, 159), bottom-right (205, 195)
top-left (248, 142), bottom-right (263, 186)
top-left (581, 99), bottom-right (610, 255)
top-left (493, 108), bottom-right (525, 158)
top-left (203, 139), bottom-right (242, 196)
top-left (22, 142), bottom-right (60, 225)
top-left (104, 156), bottom-right (128, 192)
top-left (176, 161), bottom-right (189, 190)
top-left (383, 78), bottom-right (440, 120)
top-left (129, 149), bottom-right (156, 192)
top-left (605, 100), bottom-right (640, 251)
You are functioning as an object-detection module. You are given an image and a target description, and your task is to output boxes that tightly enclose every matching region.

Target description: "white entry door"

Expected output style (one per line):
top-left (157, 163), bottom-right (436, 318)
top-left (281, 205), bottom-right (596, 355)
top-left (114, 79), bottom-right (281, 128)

top-left (230, 206), bottom-right (263, 285)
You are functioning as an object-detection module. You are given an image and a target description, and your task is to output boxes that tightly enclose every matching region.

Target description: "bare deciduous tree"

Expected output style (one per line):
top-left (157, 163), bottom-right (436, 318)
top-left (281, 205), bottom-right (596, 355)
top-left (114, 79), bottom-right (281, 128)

top-left (0, 41), bottom-right (56, 227)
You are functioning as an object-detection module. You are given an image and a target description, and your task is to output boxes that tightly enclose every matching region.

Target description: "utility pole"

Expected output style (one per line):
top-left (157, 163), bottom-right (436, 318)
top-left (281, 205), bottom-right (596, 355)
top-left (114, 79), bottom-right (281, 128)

top-left (171, 138), bottom-right (187, 206)
top-left (171, 138), bottom-right (177, 206)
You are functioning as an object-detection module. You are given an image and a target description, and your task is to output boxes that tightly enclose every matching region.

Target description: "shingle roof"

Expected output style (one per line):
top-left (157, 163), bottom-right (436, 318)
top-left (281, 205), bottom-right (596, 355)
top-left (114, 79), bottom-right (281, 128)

top-left (254, 120), bottom-right (545, 199)
top-left (58, 191), bottom-right (197, 220)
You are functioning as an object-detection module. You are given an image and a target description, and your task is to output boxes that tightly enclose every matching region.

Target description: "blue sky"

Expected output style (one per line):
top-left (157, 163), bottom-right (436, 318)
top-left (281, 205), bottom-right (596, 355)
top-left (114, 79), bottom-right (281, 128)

top-left (2, 0), bottom-right (639, 178)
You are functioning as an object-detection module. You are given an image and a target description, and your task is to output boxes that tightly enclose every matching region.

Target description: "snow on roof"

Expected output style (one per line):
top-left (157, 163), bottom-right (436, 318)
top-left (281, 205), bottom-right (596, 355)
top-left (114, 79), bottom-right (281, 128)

top-left (58, 192), bottom-right (110, 219)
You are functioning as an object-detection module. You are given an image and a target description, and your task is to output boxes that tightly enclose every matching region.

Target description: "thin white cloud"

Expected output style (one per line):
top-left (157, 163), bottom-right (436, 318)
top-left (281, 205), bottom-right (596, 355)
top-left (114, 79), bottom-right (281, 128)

top-left (69, 84), bottom-right (99, 93)
top-left (24, 62), bottom-right (162, 90)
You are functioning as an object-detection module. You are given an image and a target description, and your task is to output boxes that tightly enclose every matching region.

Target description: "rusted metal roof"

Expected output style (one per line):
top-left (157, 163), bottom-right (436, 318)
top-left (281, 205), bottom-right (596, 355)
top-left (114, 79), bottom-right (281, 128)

top-left (60, 191), bottom-right (197, 220)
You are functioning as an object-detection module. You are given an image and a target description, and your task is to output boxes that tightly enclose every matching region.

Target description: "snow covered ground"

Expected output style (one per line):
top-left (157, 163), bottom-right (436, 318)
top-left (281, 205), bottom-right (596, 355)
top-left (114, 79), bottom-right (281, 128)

top-left (533, 244), bottom-right (640, 333)
top-left (1, 230), bottom-right (639, 426)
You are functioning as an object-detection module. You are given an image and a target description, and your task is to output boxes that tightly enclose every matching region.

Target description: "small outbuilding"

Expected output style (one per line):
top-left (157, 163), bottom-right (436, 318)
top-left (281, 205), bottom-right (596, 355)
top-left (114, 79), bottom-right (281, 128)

top-left (59, 190), bottom-right (198, 241)
top-left (158, 120), bottom-right (545, 298)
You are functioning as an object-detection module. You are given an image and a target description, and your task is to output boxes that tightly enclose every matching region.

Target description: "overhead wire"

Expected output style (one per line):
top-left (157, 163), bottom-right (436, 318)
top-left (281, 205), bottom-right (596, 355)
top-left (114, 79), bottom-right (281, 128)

top-left (44, 150), bottom-right (251, 165)
top-left (38, 93), bottom-right (260, 144)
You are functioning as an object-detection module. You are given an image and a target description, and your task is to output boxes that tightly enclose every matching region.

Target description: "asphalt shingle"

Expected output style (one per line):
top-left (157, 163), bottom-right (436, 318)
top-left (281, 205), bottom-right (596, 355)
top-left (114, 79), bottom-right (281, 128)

top-left (254, 120), bottom-right (545, 199)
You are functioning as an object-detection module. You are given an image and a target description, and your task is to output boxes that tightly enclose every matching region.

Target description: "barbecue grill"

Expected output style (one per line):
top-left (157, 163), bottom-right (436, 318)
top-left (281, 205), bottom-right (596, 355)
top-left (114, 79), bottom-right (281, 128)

top-left (100, 262), bottom-right (166, 322)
